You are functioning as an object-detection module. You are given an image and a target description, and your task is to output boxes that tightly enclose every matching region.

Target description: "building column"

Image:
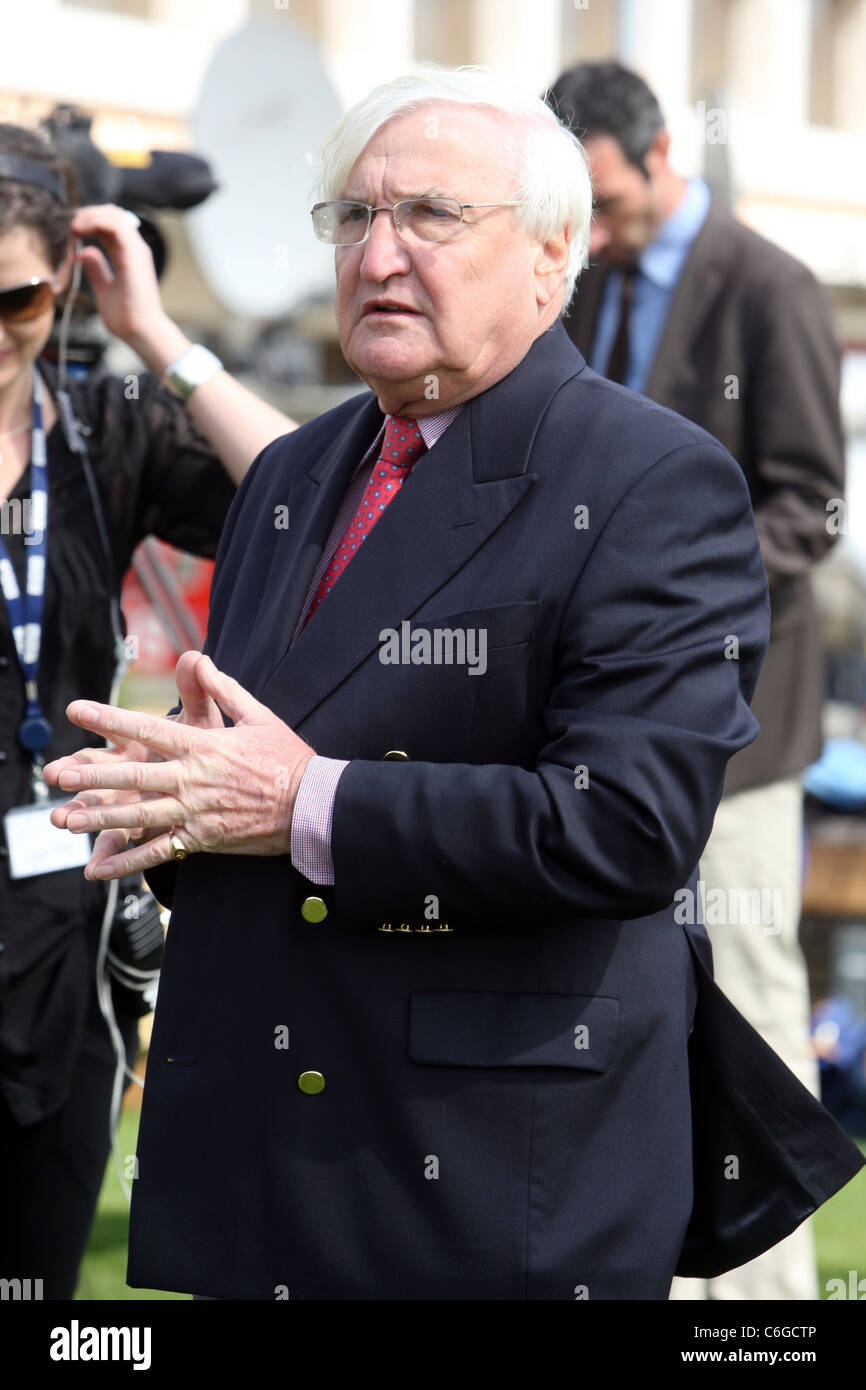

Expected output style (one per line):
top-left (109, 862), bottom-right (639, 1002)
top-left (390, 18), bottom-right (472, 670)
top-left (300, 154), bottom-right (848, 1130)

top-left (726, 0), bottom-right (811, 122)
top-left (618, 0), bottom-right (694, 113)
top-left (317, 0), bottom-right (415, 109)
top-left (831, 0), bottom-right (866, 129)
top-left (560, 0), bottom-right (619, 67)
top-left (470, 0), bottom-right (562, 96)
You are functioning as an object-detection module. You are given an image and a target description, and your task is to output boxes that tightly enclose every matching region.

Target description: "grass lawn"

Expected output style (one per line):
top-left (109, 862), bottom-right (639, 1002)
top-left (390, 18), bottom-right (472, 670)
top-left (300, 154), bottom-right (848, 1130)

top-left (814, 1137), bottom-right (866, 1294)
top-left (75, 1108), bottom-right (866, 1301)
top-left (74, 1109), bottom-right (187, 1301)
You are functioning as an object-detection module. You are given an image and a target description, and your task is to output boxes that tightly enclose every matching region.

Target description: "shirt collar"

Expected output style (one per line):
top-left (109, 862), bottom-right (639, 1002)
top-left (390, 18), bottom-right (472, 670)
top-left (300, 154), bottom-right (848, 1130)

top-left (378, 404), bottom-right (462, 451)
top-left (357, 403), bottom-right (461, 476)
top-left (413, 405), bottom-right (462, 449)
top-left (637, 176), bottom-right (711, 289)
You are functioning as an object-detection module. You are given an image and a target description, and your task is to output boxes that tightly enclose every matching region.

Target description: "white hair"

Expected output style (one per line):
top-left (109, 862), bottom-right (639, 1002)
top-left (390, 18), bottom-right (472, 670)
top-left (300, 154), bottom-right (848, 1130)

top-left (312, 65), bottom-right (592, 311)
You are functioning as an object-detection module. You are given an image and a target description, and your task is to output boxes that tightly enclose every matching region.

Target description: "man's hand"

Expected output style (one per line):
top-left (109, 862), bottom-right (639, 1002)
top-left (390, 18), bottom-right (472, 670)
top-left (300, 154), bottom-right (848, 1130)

top-left (43, 652), bottom-right (315, 881)
top-left (47, 650), bottom-right (226, 856)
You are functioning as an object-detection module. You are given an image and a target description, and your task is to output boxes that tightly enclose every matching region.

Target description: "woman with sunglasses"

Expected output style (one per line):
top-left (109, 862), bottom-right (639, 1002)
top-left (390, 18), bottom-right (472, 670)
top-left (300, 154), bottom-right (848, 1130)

top-left (0, 123), bottom-right (297, 1299)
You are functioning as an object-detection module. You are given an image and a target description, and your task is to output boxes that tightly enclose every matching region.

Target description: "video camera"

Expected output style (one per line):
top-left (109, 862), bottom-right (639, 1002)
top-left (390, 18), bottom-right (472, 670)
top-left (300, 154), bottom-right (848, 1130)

top-left (39, 102), bottom-right (218, 371)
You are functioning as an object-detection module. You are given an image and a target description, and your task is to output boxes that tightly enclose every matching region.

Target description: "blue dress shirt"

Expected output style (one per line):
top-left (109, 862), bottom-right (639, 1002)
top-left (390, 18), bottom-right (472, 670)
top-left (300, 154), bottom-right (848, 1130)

top-left (590, 177), bottom-right (712, 394)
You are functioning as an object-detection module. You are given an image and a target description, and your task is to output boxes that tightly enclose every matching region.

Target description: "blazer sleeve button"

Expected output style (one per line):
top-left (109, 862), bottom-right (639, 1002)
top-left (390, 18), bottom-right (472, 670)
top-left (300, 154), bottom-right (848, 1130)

top-left (383, 749), bottom-right (409, 760)
top-left (301, 896), bottom-right (328, 923)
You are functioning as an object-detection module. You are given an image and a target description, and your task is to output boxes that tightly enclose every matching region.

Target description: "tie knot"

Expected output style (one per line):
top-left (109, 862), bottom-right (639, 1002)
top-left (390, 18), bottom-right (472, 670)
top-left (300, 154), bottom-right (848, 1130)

top-left (381, 414), bottom-right (426, 471)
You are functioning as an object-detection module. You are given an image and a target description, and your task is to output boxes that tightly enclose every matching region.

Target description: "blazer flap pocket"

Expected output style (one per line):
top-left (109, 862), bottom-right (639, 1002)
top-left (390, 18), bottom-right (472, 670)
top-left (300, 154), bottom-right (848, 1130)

top-left (414, 600), bottom-right (541, 650)
top-left (408, 990), bottom-right (619, 1071)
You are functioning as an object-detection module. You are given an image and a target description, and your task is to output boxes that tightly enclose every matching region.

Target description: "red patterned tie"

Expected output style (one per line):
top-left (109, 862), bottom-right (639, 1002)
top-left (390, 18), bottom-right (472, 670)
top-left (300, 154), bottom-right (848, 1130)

top-left (302, 414), bottom-right (426, 626)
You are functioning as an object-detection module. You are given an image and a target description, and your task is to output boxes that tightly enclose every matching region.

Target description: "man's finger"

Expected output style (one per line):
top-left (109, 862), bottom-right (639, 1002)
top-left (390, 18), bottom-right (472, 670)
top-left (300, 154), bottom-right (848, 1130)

top-left (50, 787), bottom-right (150, 828)
top-left (87, 827), bottom-right (133, 869)
top-left (92, 827), bottom-right (157, 857)
top-left (195, 654), bottom-right (272, 725)
top-left (43, 745), bottom-right (128, 784)
top-left (54, 758), bottom-right (182, 796)
top-left (67, 794), bottom-right (185, 835)
top-left (91, 826), bottom-right (130, 851)
top-left (64, 701), bottom-right (198, 758)
top-left (175, 650), bottom-right (225, 727)
top-left (86, 830), bottom-right (179, 882)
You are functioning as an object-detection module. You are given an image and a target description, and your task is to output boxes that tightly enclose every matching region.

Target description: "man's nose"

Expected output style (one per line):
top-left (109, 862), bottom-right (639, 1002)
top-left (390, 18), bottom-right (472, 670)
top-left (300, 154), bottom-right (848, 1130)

top-left (358, 208), bottom-right (413, 281)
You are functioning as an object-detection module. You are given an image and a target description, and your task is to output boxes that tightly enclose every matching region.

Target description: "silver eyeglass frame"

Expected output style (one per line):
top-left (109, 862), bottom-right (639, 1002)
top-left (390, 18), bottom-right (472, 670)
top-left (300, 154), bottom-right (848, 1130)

top-left (310, 198), bottom-right (523, 246)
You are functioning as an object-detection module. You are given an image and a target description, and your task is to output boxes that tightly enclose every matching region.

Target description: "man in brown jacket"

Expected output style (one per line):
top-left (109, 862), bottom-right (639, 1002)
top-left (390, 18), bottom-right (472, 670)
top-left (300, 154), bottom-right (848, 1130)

top-left (549, 61), bottom-right (846, 1300)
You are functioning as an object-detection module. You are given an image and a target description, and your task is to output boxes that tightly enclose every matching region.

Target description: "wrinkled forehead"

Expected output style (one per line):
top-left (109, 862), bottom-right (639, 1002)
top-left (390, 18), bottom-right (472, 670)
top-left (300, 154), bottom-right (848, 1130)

top-left (341, 103), bottom-right (520, 202)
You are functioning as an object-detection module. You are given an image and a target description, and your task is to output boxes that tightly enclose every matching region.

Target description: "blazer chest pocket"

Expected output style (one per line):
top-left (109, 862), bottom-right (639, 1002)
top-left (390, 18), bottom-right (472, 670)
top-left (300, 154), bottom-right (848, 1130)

top-left (408, 990), bottom-right (619, 1072)
top-left (415, 599), bottom-right (541, 653)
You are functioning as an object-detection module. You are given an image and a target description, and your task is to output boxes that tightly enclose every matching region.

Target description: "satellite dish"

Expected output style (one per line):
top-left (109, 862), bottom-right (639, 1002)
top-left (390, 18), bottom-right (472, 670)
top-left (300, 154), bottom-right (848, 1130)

top-left (187, 19), bottom-right (342, 318)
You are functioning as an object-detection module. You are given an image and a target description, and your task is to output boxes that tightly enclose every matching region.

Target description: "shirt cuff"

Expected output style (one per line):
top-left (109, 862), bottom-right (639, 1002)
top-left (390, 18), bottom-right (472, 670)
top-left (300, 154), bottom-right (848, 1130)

top-left (290, 755), bottom-right (349, 885)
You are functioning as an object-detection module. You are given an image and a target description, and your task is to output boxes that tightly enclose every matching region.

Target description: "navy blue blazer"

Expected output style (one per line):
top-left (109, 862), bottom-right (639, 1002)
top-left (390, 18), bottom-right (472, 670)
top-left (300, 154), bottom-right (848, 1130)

top-left (130, 322), bottom-right (863, 1300)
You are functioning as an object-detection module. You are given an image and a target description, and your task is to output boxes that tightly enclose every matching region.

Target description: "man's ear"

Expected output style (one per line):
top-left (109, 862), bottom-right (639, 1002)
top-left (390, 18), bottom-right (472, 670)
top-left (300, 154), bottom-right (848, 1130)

top-left (643, 128), bottom-right (671, 178)
top-left (535, 224), bottom-right (570, 307)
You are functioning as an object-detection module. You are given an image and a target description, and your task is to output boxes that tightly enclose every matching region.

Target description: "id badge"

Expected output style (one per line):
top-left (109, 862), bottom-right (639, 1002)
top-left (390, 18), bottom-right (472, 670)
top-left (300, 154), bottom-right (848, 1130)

top-left (3, 800), bottom-right (92, 879)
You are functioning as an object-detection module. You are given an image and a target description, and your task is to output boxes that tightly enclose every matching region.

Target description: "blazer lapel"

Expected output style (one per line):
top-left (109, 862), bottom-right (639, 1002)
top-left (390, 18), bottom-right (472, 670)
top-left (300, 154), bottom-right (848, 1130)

top-left (644, 203), bottom-right (735, 405)
top-left (259, 323), bottom-right (586, 731)
top-left (563, 205), bottom-right (735, 407)
top-left (235, 394), bottom-right (383, 694)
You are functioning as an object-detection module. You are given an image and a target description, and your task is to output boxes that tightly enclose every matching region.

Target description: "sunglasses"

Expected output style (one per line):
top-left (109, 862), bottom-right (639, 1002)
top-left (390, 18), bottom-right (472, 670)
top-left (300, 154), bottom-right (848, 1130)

top-left (0, 276), bottom-right (57, 323)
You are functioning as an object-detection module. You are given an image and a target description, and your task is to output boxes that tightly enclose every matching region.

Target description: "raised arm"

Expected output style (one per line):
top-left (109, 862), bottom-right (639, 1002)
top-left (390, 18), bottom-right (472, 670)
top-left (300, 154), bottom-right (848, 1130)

top-left (68, 203), bottom-right (298, 484)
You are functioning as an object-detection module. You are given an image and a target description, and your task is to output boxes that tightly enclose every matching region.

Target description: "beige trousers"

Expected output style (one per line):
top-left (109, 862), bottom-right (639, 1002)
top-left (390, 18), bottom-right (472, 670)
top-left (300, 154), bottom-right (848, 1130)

top-left (669, 776), bottom-right (821, 1301)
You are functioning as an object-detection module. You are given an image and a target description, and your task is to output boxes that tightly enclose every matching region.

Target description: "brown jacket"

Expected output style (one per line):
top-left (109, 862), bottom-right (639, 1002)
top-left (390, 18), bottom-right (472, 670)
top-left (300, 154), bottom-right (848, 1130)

top-left (564, 202), bottom-right (846, 793)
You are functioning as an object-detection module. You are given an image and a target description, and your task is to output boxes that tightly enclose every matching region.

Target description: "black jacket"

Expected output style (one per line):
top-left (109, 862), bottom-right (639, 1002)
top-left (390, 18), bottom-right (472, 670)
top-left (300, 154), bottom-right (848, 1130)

top-left (131, 325), bottom-right (862, 1299)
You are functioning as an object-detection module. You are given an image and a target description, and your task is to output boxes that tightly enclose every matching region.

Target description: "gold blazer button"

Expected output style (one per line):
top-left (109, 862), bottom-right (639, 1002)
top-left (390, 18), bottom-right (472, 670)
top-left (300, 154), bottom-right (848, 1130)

top-left (301, 896), bottom-right (328, 923)
top-left (383, 749), bottom-right (409, 760)
top-left (298, 1071), bottom-right (325, 1095)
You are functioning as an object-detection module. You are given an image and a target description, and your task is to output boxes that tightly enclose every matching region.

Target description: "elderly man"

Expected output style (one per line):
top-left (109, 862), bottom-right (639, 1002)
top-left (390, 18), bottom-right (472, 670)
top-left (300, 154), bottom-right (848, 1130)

top-left (45, 67), bottom-right (862, 1301)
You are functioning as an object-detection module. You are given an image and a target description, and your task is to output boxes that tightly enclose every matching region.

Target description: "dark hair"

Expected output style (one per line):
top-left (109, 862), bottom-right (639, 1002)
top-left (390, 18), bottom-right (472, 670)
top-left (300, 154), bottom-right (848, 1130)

top-left (547, 62), bottom-right (666, 175)
top-left (0, 123), bottom-right (77, 270)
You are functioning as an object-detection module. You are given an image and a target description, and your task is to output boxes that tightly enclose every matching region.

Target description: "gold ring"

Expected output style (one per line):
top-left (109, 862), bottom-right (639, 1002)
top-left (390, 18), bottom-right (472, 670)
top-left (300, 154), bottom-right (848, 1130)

top-left (169, 833), bottom-right (188, 861)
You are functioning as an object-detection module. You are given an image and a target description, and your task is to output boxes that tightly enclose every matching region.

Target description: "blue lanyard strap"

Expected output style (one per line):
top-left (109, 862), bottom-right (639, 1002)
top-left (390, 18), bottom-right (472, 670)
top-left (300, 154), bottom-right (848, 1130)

top-left (0, 365), bottom-right (52, 754)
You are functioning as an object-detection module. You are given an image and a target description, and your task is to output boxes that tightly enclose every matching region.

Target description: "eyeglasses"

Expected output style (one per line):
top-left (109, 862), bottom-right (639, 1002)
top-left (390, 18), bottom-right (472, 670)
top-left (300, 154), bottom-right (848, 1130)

top-left (310, 197), bottom-right (522, 246)
top-left (0, 277), bottom-right (57, 323)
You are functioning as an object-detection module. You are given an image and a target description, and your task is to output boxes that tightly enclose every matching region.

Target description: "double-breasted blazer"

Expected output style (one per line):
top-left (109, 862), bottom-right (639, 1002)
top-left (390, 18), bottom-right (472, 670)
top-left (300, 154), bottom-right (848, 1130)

top-left (564, 203), bottom-right (846, 793)
top-left (130, 322), bottom-right (863, 1300)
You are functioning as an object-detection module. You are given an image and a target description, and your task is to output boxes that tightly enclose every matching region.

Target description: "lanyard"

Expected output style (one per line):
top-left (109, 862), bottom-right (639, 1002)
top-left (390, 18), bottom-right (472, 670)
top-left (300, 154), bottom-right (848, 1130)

top-left (0, 365), bottom-right (53, 781)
